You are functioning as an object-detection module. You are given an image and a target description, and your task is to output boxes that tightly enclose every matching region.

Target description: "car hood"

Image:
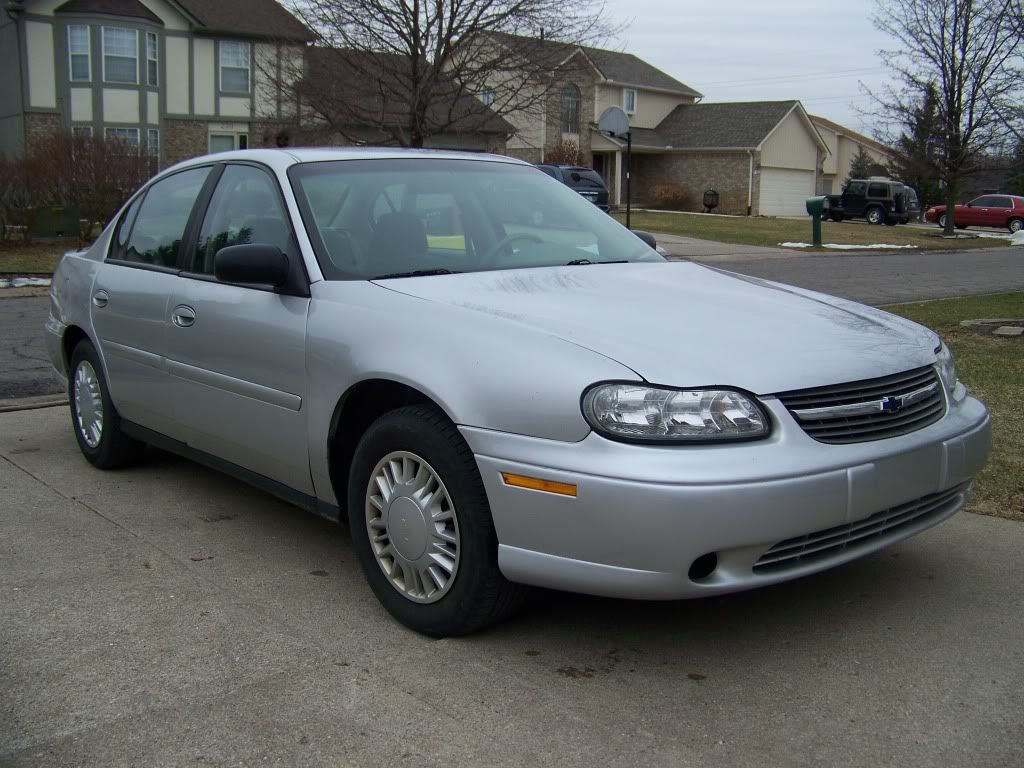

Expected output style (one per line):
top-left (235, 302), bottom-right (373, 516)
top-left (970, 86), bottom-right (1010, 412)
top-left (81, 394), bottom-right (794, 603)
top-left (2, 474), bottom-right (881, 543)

top-left (375, 262), bottom-right (939, 394)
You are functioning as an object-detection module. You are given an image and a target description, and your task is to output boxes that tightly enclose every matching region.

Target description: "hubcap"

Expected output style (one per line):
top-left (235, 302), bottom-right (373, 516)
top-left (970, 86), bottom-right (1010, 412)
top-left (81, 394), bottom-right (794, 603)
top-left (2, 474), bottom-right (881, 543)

top-left (1011, 220), bottom-right (1023, 233)
top-left (365, 451), bottom-right (460, 604)
top-left (73, 360), bottom-right (103, 448)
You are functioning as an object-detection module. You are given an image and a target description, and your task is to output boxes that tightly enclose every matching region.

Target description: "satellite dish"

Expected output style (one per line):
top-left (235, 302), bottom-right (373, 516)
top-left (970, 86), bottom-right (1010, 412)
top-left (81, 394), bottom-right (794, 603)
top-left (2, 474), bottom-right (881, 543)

top-left (598, 106), bottom-right (630, 137)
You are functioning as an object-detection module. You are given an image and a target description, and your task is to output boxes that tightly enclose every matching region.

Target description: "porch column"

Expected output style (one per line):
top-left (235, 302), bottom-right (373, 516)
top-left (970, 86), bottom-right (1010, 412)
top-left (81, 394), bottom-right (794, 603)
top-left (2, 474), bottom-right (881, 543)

top-left (614, 150), bottom-right (623, 207)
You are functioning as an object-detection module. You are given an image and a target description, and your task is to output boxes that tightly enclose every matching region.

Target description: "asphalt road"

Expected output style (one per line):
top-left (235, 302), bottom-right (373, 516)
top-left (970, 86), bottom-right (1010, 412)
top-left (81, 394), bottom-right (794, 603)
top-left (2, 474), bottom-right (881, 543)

top-left (2, 407), bottom-right (1023, 767)
top-left (3, 245), bottom-right (1023, 401)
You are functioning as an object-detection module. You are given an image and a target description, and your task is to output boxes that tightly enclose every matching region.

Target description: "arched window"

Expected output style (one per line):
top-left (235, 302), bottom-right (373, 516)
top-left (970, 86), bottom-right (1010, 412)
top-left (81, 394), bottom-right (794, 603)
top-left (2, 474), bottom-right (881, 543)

top-left (560, 83), bottom-right (581, 134)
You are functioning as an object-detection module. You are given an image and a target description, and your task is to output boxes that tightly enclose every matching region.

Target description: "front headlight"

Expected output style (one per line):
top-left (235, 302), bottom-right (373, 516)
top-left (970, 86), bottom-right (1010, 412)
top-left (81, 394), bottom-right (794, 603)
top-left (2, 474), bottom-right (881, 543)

top-left (582, 383), bottom-right (770, 443)
top-left (935, 342), bottom-right (967, 402)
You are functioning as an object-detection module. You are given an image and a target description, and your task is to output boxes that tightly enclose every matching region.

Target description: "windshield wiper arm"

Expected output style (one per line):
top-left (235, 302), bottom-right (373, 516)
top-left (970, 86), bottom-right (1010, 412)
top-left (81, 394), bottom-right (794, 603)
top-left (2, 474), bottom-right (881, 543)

top-left (564, 259), bottom-right (629, 266)
top-left (371, 268), bottom-right (460, 279)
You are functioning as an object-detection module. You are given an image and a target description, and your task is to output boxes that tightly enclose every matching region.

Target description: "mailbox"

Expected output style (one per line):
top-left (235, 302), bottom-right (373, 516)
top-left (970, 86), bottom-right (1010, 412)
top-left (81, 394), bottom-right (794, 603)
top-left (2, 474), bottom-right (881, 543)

top-left (702, 188), bottom-right (720, 212)
top-left (805, 196), bottom-right (830, 217)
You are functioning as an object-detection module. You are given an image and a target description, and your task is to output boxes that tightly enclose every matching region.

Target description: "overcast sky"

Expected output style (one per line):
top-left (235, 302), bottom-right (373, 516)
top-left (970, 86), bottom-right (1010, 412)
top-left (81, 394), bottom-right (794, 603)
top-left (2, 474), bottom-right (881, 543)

top-left (604, 0), bottom-right (894, 135)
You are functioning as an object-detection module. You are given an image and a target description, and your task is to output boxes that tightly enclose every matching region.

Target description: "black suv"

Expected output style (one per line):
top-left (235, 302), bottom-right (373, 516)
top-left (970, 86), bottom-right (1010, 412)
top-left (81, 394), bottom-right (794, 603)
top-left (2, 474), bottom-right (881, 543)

top-left (536, 164), bottom-right (610, 212)
top-left (825, 178), bottom-right (920, 225)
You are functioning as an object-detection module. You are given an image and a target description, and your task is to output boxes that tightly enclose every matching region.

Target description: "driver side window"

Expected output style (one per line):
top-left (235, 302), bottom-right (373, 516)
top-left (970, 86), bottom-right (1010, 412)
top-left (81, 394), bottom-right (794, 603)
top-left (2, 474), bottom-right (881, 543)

top-left (193, 165), bottom-right (293, 276)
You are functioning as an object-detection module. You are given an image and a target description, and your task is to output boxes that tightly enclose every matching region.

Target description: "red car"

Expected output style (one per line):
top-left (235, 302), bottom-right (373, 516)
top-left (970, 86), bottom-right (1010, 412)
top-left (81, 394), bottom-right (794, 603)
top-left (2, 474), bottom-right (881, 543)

top-left (925, 194), bottom-right (1024, 232)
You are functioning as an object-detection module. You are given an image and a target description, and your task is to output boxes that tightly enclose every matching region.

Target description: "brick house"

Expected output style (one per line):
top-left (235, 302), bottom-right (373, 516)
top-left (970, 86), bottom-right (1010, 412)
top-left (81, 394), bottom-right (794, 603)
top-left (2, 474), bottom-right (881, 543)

top-left (0, 0), bottom-right (310, 168)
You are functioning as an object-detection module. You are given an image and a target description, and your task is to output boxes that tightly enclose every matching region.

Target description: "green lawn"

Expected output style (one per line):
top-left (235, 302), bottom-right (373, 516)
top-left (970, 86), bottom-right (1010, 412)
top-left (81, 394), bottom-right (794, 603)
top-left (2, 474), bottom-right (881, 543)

top-left (886, 292), bottom-right (1024, 522)
top-left (0, 242), bottom-right (70, 274)
top-left (615, 210), bottom-right (1004, 251)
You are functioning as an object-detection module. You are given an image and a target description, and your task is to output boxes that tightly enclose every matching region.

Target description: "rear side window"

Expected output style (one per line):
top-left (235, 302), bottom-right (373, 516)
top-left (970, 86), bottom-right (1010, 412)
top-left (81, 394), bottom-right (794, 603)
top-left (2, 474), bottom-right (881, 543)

top-left (989, 196), bottom-right (1012, 209)
top-left (567, 169), bottom-right (605, 190)
top-left (867, 182), bottom-right (887, 197)
top-left (112, 167), bottom-right (210, 268)
top-left (193, 164), bottom-right (293, 275)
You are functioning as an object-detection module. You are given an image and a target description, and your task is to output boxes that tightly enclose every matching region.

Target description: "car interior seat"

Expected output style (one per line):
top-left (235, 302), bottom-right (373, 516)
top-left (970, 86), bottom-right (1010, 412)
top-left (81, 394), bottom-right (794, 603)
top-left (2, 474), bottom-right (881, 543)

top-left (368, 212), bottom-right (427, 276)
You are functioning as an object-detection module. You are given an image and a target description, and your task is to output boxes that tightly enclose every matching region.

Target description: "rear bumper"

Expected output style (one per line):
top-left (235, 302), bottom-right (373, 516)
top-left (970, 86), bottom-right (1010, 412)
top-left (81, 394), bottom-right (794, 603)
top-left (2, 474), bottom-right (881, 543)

top-left (462, 395), bottom-right (991, 600)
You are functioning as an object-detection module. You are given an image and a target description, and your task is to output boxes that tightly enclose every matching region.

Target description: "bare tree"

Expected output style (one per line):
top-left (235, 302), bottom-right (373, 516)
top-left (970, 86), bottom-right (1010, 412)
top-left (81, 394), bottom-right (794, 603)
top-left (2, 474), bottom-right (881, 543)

top-left (280, 0), bottom-right (616, 147)
top-left (869, 0), bottom-right (1020, 234)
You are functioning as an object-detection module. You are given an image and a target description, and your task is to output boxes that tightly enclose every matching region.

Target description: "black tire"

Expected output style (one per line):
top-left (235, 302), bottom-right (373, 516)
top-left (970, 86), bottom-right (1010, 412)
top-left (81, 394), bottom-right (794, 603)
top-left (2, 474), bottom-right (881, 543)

top-left (68, 339), bottom-right (145, 469)
top-left (866, 207), bottom-right (885, 225)
top-left (347, 405), bottom-right (528, 637)
top-left (899, 217), bottom-right (909, 225)
top-left (1008, 218), bottom-right (1023, 233)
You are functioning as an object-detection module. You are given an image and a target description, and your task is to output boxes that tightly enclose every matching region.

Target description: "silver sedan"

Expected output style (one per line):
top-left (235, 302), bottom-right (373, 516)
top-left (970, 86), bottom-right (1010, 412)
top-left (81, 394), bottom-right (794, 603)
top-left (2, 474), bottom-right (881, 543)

top-left (46, 149), bottom-right (991, 636)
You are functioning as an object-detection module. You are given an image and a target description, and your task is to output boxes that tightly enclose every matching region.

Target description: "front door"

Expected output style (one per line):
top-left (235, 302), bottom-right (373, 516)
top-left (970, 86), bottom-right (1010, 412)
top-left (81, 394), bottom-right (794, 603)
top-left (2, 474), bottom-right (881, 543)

top-left (90, 166), bottom-right (212, 438)
top-left (164, 163), bottom-right (313, 494)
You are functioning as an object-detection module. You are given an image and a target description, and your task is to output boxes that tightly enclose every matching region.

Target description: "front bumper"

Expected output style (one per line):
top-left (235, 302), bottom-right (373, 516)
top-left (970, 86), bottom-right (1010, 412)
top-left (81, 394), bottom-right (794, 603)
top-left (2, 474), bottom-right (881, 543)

top-left (462, 395), bottom-right (991, 600)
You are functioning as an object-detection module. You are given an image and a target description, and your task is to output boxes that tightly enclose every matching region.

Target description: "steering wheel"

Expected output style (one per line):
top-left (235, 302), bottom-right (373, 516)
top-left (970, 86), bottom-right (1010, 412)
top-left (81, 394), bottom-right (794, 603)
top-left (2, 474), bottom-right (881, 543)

top-left (479, 233), bottom-right (544, 267)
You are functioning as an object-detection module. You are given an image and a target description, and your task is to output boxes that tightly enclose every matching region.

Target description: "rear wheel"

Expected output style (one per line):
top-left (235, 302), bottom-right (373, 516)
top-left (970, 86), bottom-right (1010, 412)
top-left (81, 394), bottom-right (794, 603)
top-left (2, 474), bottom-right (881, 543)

top-left (347, 405), bottom-right (528, 636)
top-left (866, 207), bottom-right (885, 225)
top-left (68, 340), bottom-right (145, 469)
top-left (938, 213), bottom-right (948, 229)
top-left (1008, 218), bottom-right (1023, 233)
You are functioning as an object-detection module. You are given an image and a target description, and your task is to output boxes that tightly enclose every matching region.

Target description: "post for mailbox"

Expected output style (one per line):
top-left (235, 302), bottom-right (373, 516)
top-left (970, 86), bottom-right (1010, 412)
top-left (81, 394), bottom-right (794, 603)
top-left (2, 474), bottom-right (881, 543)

top-left (805, 196), bottom-right (830, 248)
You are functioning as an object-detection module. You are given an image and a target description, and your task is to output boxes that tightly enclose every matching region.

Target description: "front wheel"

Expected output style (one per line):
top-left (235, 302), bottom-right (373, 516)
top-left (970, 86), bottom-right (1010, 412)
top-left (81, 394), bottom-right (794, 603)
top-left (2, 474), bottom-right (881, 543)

top-left (866, 207), bottom-right (885, 225)
top-left (68, 339), bottom-right (145, 468)
top-left (938, 213), bottom-right (948, 229)
top-left (347, 405), bottom-right (528, 636)
top-left (1009, 218), bottom-right (1024, 233)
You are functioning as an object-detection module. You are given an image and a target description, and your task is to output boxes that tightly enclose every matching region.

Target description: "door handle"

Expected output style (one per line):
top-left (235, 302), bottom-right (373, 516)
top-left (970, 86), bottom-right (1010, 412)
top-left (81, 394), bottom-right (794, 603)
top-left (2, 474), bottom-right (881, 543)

top-left (92, 290), bottom-right (109, 308)
top-left (171, 304), bottom-right (196, 328)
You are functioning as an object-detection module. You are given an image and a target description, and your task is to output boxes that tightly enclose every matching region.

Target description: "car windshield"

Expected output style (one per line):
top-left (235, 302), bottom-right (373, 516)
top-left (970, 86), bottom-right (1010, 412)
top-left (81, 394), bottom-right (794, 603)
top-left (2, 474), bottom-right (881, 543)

top-left (288, 158), bottom-right (659, 280)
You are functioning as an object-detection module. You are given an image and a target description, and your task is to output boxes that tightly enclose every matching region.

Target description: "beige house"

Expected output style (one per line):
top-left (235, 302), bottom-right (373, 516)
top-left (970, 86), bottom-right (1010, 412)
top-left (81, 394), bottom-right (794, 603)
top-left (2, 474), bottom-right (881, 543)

top-left (810, 115), bottom-right (893, 194)
top-left (0, 0), bottom-right (309, 167)
top-left (487, 38), bottom-right (870, 216)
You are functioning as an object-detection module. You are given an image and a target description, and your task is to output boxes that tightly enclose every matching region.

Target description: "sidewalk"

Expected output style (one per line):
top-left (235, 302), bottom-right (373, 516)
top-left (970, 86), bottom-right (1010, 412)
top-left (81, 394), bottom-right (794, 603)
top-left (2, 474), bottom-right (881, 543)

top-left (652, 233), bottom-right (811, 261)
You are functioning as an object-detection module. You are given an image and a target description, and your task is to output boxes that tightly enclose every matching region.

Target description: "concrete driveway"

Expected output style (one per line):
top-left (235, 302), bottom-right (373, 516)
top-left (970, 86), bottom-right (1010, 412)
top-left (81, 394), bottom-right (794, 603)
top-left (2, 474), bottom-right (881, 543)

top-left (2, 407), bottom-right (1023, 767)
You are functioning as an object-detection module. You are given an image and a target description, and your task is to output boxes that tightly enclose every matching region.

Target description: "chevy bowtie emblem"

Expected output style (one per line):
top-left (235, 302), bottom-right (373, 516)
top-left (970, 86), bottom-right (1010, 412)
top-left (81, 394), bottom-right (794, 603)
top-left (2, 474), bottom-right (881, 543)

top-left (879, 396), bottom-right (903, 414)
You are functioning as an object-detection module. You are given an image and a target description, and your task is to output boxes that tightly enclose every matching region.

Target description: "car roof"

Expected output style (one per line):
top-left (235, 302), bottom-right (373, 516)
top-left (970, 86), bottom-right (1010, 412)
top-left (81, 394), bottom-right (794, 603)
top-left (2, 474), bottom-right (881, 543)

top-left (161, 147), bottom-right (529, 177)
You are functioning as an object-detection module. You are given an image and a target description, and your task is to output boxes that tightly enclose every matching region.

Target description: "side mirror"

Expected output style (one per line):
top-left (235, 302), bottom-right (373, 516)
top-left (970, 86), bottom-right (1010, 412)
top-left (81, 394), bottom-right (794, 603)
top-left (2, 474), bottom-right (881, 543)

top-left (631, 229), bottom-right (657, 250)
top-left (214, 244), bottom-right (290, 287)
top-left (966, 202), bottom-right (974, 207)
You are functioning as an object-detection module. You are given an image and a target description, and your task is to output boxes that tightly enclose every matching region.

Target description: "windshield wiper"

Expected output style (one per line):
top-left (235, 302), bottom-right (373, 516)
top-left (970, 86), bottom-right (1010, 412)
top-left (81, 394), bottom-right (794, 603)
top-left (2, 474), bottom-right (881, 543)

top-left (564, 259), bottom-right (629, 266)
top-left (371, 268), bottom-right (460, 279)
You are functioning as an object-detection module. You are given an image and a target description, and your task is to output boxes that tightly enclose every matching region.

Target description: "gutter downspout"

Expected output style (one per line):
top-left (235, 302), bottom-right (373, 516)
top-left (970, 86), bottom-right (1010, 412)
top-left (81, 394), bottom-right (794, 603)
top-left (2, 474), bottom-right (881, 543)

top-left (747, 149), bottom-right (754, 216)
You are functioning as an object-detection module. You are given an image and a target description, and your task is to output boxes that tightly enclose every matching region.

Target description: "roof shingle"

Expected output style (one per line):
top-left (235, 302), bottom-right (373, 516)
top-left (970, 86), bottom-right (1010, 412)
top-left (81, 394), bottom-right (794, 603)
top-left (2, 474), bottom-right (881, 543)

top-left (654, 101), bottom-right (800, 148)
top-left (173, 0), bottom-right (312, 41)
top-left (54, 0), bottom-right (162, 24)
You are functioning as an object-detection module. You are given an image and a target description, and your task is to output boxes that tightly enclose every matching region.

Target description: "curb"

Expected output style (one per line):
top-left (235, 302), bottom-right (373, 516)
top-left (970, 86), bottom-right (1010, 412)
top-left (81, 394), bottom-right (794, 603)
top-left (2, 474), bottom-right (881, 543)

top-left (0, 394), bottom-right (68, 413)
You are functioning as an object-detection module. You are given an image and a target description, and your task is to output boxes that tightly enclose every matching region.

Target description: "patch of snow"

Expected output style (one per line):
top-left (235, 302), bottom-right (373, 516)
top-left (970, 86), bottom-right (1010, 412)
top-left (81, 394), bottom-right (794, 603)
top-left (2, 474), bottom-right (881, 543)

top-left (0, 277), bottom-right (52, 289)
top-left (780, 242), bottom-right (919, 250)
top-left (1012, 231), bottom-right (1024, 246)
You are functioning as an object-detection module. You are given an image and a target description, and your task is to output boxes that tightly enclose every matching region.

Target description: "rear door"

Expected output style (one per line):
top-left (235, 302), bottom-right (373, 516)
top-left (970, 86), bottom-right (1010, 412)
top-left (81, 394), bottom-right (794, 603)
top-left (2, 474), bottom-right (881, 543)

top-left (987, 195), bottom-right (1013, 228)
top-left (164, 163), bottom-right (313, 494)
top-left (90, 166), bottom-right (212, 438)
top-left (841, 181), bottom-right (867, 215)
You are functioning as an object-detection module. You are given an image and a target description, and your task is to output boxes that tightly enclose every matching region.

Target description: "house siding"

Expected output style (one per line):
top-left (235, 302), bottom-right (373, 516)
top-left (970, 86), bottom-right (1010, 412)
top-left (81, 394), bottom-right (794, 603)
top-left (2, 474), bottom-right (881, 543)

top-left (593, 83), bottom-right (692, 130)
top-left (760, 109), bottom-right (818, 171)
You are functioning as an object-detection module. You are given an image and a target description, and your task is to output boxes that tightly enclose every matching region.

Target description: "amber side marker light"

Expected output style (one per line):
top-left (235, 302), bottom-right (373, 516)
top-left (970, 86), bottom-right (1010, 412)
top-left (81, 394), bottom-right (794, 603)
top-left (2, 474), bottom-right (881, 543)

top-left (501, 472), bottom-right (578, 497)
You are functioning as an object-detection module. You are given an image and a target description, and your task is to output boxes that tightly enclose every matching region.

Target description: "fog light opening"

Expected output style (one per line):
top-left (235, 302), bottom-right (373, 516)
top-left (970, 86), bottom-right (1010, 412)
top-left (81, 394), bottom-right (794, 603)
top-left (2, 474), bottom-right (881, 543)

top-left (688, 552), bottom-right (718, 582)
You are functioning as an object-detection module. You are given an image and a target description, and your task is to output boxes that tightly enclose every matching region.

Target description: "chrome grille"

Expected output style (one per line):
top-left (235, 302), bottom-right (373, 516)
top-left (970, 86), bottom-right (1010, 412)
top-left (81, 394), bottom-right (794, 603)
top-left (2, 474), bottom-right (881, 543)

top-left (753, 483), bottom-right (969, 573)
top-left (777, 366), bottom-right (945, 444)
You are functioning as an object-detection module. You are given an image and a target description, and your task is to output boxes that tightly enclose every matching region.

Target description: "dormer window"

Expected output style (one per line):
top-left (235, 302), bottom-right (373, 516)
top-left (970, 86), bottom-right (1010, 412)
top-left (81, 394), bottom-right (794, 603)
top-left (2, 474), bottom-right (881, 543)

top-left (623, 88), bottom-right (637, 115)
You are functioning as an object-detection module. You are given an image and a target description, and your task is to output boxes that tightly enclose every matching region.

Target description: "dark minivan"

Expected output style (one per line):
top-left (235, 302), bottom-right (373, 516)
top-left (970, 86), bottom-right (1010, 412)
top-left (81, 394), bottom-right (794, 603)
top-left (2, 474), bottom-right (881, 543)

top-left (536, 164), bottom-right (610, 212)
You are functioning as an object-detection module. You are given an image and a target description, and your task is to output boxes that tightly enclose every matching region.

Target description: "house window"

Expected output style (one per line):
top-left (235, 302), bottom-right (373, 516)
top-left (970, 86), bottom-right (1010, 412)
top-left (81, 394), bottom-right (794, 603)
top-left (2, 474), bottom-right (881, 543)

top-left (623, 88), bottom-right (637, 115)
top-left (480, 89), bottom-right (495, 107)
top-left (68, 25), bottom-right (91, 82)
top-left (105, 126), bottom-right (140, 151)
top-left (209, 132), bottom-right (248, 153)
top-left (220, 41), bottom-right (250, 93)
top-left (147, 128), bottom-right (160, 157)
top-left (560, 83), bottom-right (580, 134)
top-left (72, 125), bottom-right (93, 139)
top-left (103, 27), bottom-right (138, 84)
top-left (146, 32), bottom-right (158, 86)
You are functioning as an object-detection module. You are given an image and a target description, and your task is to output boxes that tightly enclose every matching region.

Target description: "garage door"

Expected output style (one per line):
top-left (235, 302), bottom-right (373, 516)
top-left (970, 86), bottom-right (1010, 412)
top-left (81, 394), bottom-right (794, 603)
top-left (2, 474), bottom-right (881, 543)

top-left (760, 168), bottom-right (816, 216)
